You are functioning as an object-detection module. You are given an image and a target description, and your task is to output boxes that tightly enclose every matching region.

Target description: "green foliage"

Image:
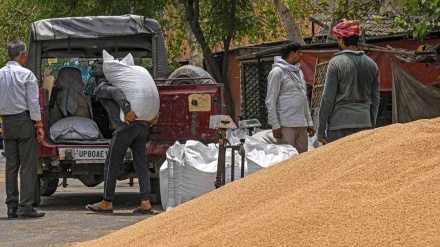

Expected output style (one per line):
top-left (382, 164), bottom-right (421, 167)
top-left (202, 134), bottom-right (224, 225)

top-left (0, 0), bottom-right (40, 64)
top-left (317, 0), bottom-right (381, 20)
top-left (394, 0), bottom-right (440, 40)
top-left (167, 0), bottom-right (283, 52)
top-left (160, 1), bottom-right (188, 62)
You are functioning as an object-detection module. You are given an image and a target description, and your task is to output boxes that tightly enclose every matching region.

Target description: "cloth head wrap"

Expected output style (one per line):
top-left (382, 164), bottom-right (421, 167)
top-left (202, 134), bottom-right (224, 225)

top-left (332, 19), bottom-right (360, 38)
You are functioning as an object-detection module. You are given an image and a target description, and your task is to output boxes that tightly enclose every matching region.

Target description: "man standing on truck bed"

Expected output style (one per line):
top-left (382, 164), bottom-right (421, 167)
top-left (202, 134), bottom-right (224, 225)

top-left (85, 62), bottom-right (158, 214)
top-left (0, 40), bottom-right (45, 218)
top-left (317, 19), bottom-right (380, 144)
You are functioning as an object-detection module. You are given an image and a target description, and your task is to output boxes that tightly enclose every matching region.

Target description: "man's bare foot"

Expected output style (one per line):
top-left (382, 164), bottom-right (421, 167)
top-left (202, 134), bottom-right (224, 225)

top-left (139, 200), bottom-right (152, 211)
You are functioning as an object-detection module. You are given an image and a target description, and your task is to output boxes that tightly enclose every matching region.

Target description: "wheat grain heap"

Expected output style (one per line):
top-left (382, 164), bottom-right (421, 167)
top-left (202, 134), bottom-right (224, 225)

top-left (77, 117), bottom-right (440, 246)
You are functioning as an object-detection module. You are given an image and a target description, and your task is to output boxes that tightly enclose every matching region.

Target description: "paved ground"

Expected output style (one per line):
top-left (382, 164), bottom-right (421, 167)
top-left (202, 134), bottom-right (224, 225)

top-left (0, 151), bottom-right (163, 247)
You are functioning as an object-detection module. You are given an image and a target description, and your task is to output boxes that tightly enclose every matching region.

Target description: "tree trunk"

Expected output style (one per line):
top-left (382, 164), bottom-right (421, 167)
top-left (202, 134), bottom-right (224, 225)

top-left (274, 0), bottom-right (306, 45)
top-left (185, 24), bottom-right (203, 67)
top-left (183, 0), bottom-right (234, 117)
top-left (326, 0), bottom-right (338, 43)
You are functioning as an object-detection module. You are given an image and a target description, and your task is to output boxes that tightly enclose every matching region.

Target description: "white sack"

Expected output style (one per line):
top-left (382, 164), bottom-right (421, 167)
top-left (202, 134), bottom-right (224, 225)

top-left (251, 129), bottom-right (277, 145)
top-left (159, 161), bottom-right (169, 210)
top-left (244, 136), bottom-right (298, 175)
top-left (165, 141), bottom-right (185, 211)
top-left (102, 50), bottom-right (160, 122)
top-left (50, 116), bottom-right (101, 140)
top-left (163, 137), bottom-right (298, 211)
top-left (179, 141), bottom-right (218, 204)
top-left (251, 129), bottom-right (322, 151)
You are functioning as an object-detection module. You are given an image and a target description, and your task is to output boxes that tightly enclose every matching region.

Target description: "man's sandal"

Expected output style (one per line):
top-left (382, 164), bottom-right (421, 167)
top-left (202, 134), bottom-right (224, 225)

top-left (85, 203), bottom-right (114, 214)
top-left (132, 207), bottom-right (154, 215)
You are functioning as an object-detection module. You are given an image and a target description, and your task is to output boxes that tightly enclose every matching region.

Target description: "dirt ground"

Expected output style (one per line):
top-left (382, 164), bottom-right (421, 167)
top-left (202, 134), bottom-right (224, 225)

top-left (0, 151), bottom-right (163, 247)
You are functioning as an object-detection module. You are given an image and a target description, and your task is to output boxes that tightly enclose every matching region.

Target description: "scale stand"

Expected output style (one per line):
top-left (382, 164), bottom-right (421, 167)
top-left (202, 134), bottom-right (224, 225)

top-left (209, 115), bottom-right (245, 189)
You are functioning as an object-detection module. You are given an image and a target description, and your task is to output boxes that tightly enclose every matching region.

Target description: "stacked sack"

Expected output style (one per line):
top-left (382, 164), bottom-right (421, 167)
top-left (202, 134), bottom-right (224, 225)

top-left (160, 137), bottom-right (298, 211)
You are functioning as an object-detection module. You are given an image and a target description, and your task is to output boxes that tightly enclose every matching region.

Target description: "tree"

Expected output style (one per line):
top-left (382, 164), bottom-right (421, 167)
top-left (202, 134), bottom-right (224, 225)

top-left (0, 0), bottom-right (39, 63)
top-left (274, 0), bottom-right (305, 45)
top-left (176, 0), bottom-right (282, 116)
top-left (394, 0), bottom-right (440, 41)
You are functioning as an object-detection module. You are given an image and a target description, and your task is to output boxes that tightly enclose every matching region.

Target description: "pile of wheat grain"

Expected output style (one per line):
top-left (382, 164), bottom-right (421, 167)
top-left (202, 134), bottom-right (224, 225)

top-left (77, 117), bottom-right (440, 247)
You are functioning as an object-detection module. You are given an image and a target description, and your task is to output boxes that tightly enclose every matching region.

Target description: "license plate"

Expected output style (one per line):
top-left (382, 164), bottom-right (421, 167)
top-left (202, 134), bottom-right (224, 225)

top-left (73, 148), bottom-right (108, 160)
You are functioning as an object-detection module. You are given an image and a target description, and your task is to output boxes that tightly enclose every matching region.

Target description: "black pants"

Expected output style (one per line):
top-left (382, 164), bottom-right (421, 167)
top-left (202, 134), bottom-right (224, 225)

top-left (2, 111), bottom-right (38, 213)
top-left (327, 127), bottom-right (370, 143)
top-left (103, 123), bottom-right (151, 202)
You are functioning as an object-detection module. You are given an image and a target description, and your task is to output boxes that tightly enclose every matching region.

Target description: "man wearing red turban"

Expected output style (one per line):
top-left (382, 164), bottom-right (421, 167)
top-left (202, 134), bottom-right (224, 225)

top-left (318, 19), bottom-right (380, 144)
top-left (332, 19), bottom-right (361, 38)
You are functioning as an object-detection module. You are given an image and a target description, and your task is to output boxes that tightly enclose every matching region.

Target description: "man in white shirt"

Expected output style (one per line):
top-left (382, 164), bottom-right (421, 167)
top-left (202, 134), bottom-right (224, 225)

top-left (265, 41), bottom-right (315, 153)
top-left (0, 40), bottom-right (45, 218)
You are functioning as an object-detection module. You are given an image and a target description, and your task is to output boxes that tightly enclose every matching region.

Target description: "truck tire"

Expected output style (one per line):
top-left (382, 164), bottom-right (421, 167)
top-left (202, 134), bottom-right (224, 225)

top-left (165, 65), bottom-right (216, 85)
top-left (77, 174), bottom-right (104, 187)
top-left (40, 177), bottom-right (59, 196)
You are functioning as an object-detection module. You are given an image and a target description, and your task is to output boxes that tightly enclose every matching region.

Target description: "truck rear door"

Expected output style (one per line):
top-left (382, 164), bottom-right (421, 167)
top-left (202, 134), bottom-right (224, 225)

top-left (149, 83), bottom-right (226, 144)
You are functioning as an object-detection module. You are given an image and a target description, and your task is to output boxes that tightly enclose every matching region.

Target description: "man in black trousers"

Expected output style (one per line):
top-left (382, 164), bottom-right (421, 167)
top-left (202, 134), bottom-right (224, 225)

top-left (0, 40), bottom-right (45, 218)
top-left (85, 62), bottom-right (158, 214)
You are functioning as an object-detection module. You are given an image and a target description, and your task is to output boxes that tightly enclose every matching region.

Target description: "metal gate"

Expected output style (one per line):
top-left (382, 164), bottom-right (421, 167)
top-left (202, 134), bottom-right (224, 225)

top-left (310, 60), bottom-right (329, 129)
top-left (241, 60), bottom-right (273, 129)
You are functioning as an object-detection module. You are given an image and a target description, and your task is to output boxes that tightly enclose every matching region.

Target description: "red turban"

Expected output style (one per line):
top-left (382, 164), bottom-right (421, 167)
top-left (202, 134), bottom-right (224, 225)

top-left (332, 19), bottom-right (361, 38)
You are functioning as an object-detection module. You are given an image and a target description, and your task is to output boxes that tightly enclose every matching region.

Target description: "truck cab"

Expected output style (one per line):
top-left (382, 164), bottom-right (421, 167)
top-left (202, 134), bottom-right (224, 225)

top-left (27, 15), bottom-right (225, 205)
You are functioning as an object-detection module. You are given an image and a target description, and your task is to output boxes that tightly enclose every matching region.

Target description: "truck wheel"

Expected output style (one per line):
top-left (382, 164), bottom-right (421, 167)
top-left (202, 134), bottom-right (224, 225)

top-left (32, 178), bottom-right (41, 207)
top-left (77, 174), bottom-right (104, 187)
top-left (40, 177), bottom-right (59, 196)
top-left (165, 65), bottom-right (215, 85)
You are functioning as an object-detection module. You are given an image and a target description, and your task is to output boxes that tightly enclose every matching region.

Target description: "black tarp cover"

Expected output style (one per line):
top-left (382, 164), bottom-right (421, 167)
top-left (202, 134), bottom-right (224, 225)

top-left (392, 61), bottom-right (440, 123)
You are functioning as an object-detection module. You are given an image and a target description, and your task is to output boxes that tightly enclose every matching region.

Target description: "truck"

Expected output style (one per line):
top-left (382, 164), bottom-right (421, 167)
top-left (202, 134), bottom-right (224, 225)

top-left (27, 15), bottom-right (226, 206)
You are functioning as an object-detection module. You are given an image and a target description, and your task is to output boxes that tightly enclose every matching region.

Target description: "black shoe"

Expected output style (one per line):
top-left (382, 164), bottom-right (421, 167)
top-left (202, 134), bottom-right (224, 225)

top-left (7, 207), bottom-right (18, 219)
top-left (18, 208), bottom-right (45, 218)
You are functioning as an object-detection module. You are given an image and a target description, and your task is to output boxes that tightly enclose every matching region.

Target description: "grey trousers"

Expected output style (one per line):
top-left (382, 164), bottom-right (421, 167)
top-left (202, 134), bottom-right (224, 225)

top-left (2, 111), bottom-right (38, 212)
top-left (327, 127), bottom-right (371, 143)
top-left (277, 126), bottom-right (308, 154)
top-left (103, 122), bottom-right (151, 202)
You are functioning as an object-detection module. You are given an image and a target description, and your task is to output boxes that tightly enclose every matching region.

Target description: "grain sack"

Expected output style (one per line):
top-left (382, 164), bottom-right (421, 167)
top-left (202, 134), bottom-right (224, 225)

top-left (244, 136), bottom-right (298, 175)
top-left (50, 116), bottom-right (101, 140)
top-left (102, 50), bottom-right (160, 122)
top-left (159, 160), bottom-right (169, 210)
top-left (77, 117), bottom-right (440, 247)
top-left (162, 141), bottom-right (185, 211)
top-left (160, 138), bottom-right (297, 211)
top-left (179, 141), bottom-right (218, 204)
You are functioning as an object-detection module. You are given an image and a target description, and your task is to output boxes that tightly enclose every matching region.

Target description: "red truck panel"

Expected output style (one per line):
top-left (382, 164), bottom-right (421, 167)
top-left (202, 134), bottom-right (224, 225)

top-left (149, 83), bottom-right (225, 143)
